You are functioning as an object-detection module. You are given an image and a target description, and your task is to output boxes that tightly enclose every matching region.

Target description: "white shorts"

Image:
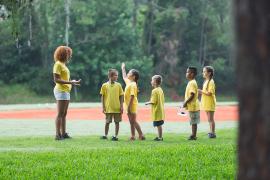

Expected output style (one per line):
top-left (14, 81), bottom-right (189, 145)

top-left (53, 88), bottom-right (70, 101)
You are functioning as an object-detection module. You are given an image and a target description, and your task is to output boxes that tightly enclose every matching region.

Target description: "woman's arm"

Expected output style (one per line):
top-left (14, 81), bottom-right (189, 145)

top-left (53, 73), bottom-right (81, 85)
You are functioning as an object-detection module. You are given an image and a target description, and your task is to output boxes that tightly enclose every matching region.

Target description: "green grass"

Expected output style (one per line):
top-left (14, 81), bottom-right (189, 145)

top-left (0, 84), bottom-right (237, 104)
top-left (0, 84), bottom-right (54, 104)
top-left (0, 129), bottom-right (236, 179)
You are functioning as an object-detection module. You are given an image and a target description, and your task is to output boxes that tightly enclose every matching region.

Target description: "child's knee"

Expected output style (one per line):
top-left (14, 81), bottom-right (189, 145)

top-left (57, 111), bottom-right (65, 117)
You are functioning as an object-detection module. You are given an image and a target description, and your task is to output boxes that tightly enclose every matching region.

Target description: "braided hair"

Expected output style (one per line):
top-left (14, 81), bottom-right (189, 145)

top-left (204, 66), bottom-right (214, 91)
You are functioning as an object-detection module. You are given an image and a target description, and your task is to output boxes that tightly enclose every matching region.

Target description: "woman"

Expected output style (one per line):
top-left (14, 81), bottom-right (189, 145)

top-left (53, 46), bottom-right (81, 140)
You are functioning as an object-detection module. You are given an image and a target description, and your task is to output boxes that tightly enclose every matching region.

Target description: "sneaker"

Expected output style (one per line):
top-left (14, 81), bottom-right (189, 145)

top-left (111, 136), bottom-right (118, 141)
top-left (208, 133), bottom-right (216, 138)
top-left (55, 134), bottom-right (63, 141)
top-left (62, 133), bottom-right (72, 139)
top-left (100, 136), bottom-right (108, 140)
top-left (154, 137), bottom-right (163, 141)
top-left (139, 135), bottom-right (146, 141)
top-left (129, 136), bottom-right (136, 141)
top-left (188, 135), bottom-right (197, 140)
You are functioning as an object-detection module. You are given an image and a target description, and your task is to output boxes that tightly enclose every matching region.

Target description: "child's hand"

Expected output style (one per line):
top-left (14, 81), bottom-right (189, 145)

top-left (102, 108), bottom-right (106, 114)
top-left (121, 63), bottom-right (125, 70)
top-left (198, 89), bottom-right (202, 95)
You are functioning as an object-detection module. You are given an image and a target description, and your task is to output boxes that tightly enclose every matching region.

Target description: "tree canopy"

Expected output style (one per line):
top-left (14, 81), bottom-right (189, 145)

top-left (0, 0), bottom-right (234, 101)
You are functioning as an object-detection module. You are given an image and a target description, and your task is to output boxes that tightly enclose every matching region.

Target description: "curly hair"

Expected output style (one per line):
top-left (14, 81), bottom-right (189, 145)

top-left (53, 46), bottom-right (72, 62)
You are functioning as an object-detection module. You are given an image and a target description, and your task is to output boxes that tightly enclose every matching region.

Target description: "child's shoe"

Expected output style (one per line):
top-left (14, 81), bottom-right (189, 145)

top-left (62, 133), bottom-right (72, 139)
top-left (129, 136), bottom-right (136, 141)
top-left (100, 136), bottom-right (108, 140)
top-left (208, 133), bottom-right (216, 138)
top-left (111, 136), bottom-right (118, 141)
top-left (153, 137), bottom-right (163, 141)
top-left (188, 135), bottom-right (197, 140)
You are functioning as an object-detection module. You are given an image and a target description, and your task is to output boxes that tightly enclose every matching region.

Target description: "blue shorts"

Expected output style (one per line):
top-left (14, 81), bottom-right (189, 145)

top-left (153, 120), bottom-right (164, 127)
top-left (53, 88), bottom-right (70, 101)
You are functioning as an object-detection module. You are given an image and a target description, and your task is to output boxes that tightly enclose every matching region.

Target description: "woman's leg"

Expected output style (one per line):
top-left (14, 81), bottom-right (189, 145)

top-left (61, 100), bottom-right (69, 135)
top-left (55, 100), bottom-right (66, 136)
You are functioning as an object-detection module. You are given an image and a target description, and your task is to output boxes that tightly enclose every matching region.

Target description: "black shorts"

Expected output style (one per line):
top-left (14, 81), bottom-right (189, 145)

top-left (153, 120), bottom-right (164, 127)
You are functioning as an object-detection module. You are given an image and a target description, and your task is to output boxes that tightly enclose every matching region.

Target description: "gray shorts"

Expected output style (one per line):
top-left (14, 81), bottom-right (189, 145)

top-left (106, 113), bottom-right (122, 123)
top-left (53, 88), bottom-right (70, 101)
top-left (189, 111), bottom-right (200, 125)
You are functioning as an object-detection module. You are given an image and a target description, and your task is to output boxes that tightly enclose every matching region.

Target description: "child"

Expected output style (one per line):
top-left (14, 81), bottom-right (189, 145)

top-left (198, 66), bottom-right (216, 138)
top-left (121, 63), bottom-right (145, 141)
top-left (182, 66), bottom-right (200, 140)
top-left (145, 75), bottom-right (165, 141)
top-left (100, 69), bottom-right (124, 141)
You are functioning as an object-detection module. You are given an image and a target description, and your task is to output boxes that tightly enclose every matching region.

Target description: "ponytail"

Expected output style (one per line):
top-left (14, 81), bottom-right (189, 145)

top-left (204, 66), bottom-right (214, 91)
top-left (130, 69), bottom-right (140, 92)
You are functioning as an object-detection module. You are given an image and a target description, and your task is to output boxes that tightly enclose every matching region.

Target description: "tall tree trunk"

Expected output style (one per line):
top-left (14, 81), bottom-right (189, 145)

top-left (235, 0), bottom-right (270, 179)
top-left (40, 1), bottom-right (49, 68)
top-left (132, 0), bottom-right (138, 28)
top-left (147, 0), bottom-right (154, 55)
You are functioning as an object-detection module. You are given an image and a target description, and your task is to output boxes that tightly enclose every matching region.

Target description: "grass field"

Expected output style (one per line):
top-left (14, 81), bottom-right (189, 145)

top-left (0, 84), bottom-right (237, 104)
top-left (0, 129), bottom-right (236, 179)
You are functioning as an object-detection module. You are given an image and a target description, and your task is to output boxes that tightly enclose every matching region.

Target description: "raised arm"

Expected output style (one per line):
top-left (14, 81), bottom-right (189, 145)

top-left (121, 63), bottom-right (127, 80)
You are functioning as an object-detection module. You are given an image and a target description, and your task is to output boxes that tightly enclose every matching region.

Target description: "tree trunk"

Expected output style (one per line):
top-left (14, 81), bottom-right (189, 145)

top-left (235, 0), bottom-right (270, 179)
top-left (132, 0), bottom-right (138, 28)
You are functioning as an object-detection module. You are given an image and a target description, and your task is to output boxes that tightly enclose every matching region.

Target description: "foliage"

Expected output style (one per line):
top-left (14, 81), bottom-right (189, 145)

top-left (0, 0), bottom-right (234, 102)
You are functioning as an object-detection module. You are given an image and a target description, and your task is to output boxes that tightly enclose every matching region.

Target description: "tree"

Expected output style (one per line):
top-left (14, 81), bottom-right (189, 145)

top-left (235, 0), bottom-right (270, 179)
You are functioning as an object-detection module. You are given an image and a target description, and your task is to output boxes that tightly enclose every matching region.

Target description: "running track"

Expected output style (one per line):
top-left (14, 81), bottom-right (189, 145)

top-left (0, 106), bottom-right (238, 122)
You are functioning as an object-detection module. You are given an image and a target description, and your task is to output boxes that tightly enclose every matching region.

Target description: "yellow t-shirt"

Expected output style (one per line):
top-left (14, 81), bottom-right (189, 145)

top-left (124, 81), bottom-right (138, 113)
top-left (201, 79), bottom-right (216, 111)
top-left (53, 61), bottom-right (72, 92)
top-left (150, 87), bottom-right (165, 121)
top-left (123, 78), bottom-right (131, 85)
top-left (185, 79), bottom-right (200, 112)
top-left (100, 82), bottom-right (124, 113)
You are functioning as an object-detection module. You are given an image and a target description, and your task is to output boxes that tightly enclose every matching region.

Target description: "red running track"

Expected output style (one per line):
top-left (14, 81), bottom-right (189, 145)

top-left (0, 106), bottom-right (238, 122)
